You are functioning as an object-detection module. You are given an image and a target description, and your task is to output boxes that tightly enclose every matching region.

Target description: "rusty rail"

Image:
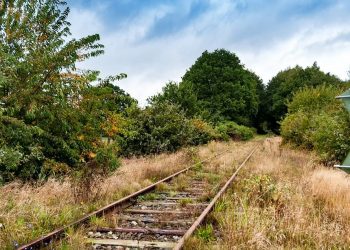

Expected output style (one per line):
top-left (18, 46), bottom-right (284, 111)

top-left (18, 149), bottom-right (231, 250)
top-left (173, 145), bottom-right (258, 250)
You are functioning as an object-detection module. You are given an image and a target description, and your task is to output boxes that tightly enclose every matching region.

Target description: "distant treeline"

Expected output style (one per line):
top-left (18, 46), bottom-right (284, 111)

top-left (0, 1), bottom-right (348, 183)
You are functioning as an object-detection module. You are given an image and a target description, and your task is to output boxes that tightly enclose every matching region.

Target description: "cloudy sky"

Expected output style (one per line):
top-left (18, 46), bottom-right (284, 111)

top-left (66, 0), bottom-right (350, 104)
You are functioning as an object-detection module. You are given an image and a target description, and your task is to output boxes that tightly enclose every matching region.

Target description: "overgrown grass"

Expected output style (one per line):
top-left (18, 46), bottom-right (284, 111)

top-left (0, 140), bottom-right (250, 249)
top-left (185, 137), bottom-right (350, 249)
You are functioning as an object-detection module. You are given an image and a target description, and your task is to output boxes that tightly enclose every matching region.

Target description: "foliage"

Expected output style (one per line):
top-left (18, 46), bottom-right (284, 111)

top-left (243, 175), bottom-right (280, 208)
top-left (0, 0), bottom-right (104, 116)
top-left (0, 115), bottom-right (70, 182)
top-left (0, 0), bottom-right (126, 182)
top-left (216, 121), bottom-right (254, 141)
top-left (152, 49), bottom-right (262, 126)
top-left (196, 224), bottom-right (215, 242)
top-left (264, 63), bottom-right (343, 132)
top-left (189, 118), bottom-right (219, 145)
top-left (149, 81), bottom-right (199, 117)
top-left (281, 85), bottom-right (350, 163)
top-left (71, 143), bottom-right (120, 202)
top-left (120, 102), bottom-right (217, 156)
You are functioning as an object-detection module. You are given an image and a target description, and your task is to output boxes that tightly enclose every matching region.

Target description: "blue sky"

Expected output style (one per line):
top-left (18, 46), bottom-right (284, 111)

top-left (66, 0), bottom-right (350, 104)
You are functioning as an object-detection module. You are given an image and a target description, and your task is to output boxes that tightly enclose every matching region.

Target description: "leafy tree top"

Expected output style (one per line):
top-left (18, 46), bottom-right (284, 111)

top-left (181, 49), bottom-right (261, 125)
top-left (0, 0), bottom-right (104, 116)
top-left (265, 62), bottom-right (343, 131)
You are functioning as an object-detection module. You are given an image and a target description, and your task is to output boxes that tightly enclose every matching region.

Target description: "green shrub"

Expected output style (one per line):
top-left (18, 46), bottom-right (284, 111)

top-left (281, 85), bottom-right (350, 163)
top-left (189, 118), bottom-right (219, 145)
top-left (0, 112), bottom-right (121, 182)
top-left (0, 116), bottom-right (46, 182)
top-left (287, 85), bottom-right (341, 114)
top-left (120, 103), bottom-right (193, 155)
top-left (280, 111), bottom-right (313, 148)
top-left (120, 103), bottom-right (222, 156)
top-left (95, 143), bottom-right (120, 172)
top-left (308, 112), bottom-right (350, 163)
top-left (216, 121), bottom-right (254, 141)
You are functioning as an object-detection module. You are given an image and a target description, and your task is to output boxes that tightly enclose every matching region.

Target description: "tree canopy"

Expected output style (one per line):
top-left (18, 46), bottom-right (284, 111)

top-left (0, 0), bottom-right (124, 182)
top-left (152, 49), bottom-right (262, 126)
top-left (182, 49), bottom-right (261, 125)
top-left (264, 63), bottom-right (343, 132)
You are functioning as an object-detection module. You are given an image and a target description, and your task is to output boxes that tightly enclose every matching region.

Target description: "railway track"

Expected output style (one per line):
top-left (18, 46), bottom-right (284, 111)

top-left (18, 145), bottom-right (257, 250)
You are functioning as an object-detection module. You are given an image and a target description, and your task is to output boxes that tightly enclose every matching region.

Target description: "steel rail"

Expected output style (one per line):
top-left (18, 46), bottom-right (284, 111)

top-left (18, 148), bottom-right (231, 250)
top-left (173, 145), bottom-right (258, 250)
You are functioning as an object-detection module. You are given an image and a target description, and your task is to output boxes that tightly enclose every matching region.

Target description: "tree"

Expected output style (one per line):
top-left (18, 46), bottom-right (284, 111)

top-left (120, 102), bottom-right (194, 155)
top-left (265, 63), bottom-right (343, 132)
top-left (0, 0), bottom-right (104, 117)
top-left (148, 81), bottom-right (199, 117)
top-left (181, 49), bottom-right (261, 125)
top-left (280, 85), bottom-right (350, 163)
top-left (0, 0), bottom-right (123, 181)
top-left (253, 77), bottom-right (268, 133)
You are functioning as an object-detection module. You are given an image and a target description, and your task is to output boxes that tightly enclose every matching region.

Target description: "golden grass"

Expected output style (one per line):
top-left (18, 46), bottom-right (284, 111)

top-left (5, 137), bottom-right (347, 249)
top-left (187, 137), bottom-right (350, 249)
top-left (307, 168), bottom-right (350, 221)
top-left (0, 139), bottom-right (257, 249)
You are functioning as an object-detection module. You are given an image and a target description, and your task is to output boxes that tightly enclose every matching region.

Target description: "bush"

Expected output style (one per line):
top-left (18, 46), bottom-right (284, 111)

top-left (0, 113), bottom-right (121, 182)
top-left (189, 118), bottom-right (219, 145)
top-left (264, 63), bottom-right (342, 132)
top-left (71, 142), bottom-right (120, 202)
top-left (281, 85), bottom-right (350, 163)
top-left (120, 103), bottom-right (221, 156)
top-left (120, 103), bottom-right (194, 155)
top-left (216, 121), bottom-right (254, 141)
top-left (280, 111), bottom-right (313, 148)
top-left (309, 113), bottom-right (350, 163)
top-left (0, 116), bottom-right (46, 182)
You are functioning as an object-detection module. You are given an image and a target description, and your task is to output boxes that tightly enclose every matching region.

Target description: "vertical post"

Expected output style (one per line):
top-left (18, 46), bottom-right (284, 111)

top-left (335, 89), bottom-right (350, 173)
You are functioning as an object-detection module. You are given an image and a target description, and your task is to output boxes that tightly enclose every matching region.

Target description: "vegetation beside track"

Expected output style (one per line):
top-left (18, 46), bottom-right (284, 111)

top-left (0, 139), bottom-right (257, 249)
top-left (186, 138), bottom-right (350, 249)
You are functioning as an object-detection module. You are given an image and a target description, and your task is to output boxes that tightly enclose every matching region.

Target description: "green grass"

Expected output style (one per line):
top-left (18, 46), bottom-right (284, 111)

top-left (138, 193), bottom-right (160, 201)
top-left (179, 198), bottom-right (193, 207)
top-left (195, 224), bottom-right (215, 242)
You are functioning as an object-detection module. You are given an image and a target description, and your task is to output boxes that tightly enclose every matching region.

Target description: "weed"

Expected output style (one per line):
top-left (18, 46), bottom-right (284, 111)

top-left (214, 199), bottom-right (228, 212)
top-left (198, 192), bottom-right (212, 202)
top-left (168, 191), bottom-right (178, 197)
top-left (206, 173), bottom-right (221, 185)
top-left (183, 237), bottom-right (207, 250)
top-left (185, 147), bottom-right (200, 163)
top-left (155, 182), bottom-right (169, 191)
top-left (4, 197), bottom-right (15, 212)
top-left (174, 175), bottom-right (189, 191)
top-left (243, 175), bottom-right (281, 208)
top-left (59, 227), bottom-right (87, 250)
top-left (138, 193), bottom-right (160, 201)
top-left (179, 198), bottom-right (193, 207)
top-left (193, 172), bottom-right (205, 181)
top-left (192, 162), bottom-right (203, 172)
top-left (196, 224), bottom-right (215, 242)
top-left (89, 215), bottom-right (108, 228)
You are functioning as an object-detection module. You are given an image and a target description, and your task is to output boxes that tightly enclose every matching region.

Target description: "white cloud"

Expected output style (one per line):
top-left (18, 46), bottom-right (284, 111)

top-left (69, 1), bottom-right (350, 105)
top-left (69, 8), bottom-right (105, 37)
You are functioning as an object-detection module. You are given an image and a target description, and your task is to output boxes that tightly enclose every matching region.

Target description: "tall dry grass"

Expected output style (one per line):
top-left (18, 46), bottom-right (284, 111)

top-left (188, 137), bottom-right (350, 249)
top-left (0, 139), bottom-right (258, 249)
top-left (0, 149), bottom-right (190, 248)
top-left (307, 168), bottom-right (350, 221)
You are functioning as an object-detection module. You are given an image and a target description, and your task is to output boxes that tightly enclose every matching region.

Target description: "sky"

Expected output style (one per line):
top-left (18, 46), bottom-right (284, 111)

top-left (66, 0), bottom-right (350, 105)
